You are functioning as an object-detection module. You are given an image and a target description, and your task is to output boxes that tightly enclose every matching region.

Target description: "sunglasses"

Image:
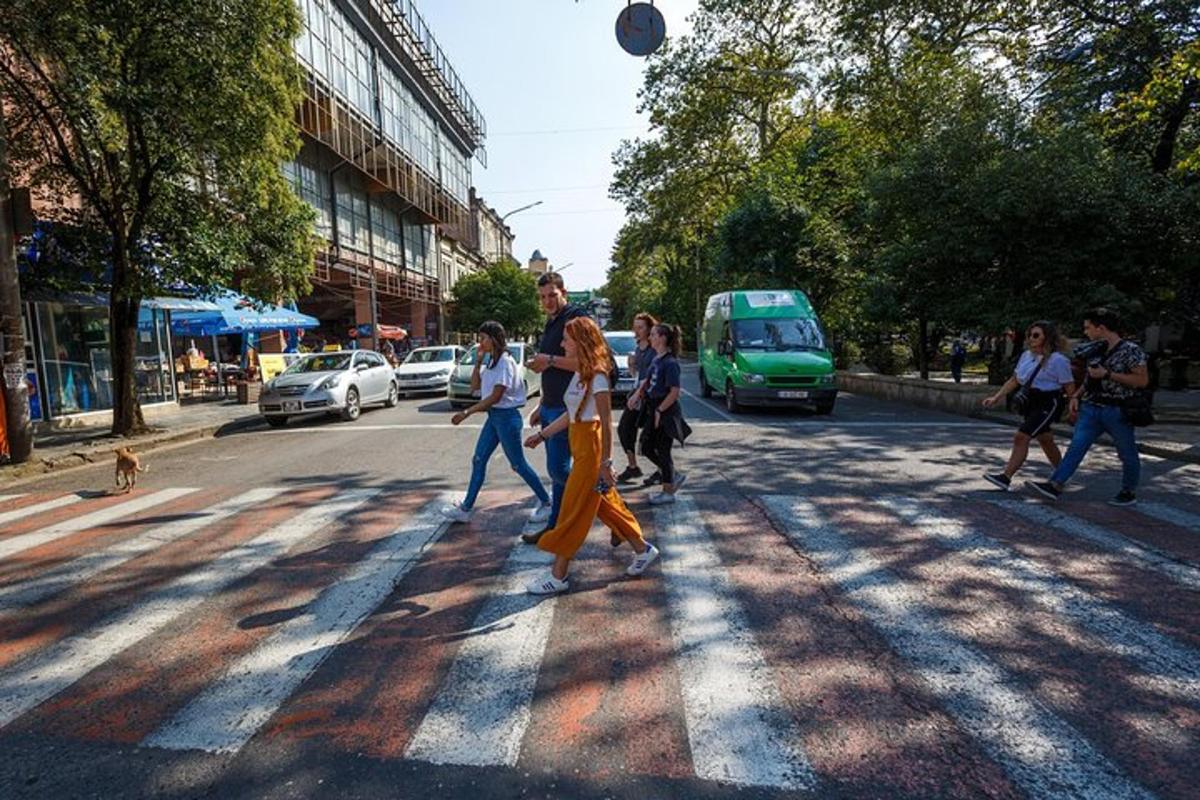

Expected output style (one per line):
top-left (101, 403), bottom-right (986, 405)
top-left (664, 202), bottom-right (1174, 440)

top-left (1027, 331), bottom-right (1044, 340)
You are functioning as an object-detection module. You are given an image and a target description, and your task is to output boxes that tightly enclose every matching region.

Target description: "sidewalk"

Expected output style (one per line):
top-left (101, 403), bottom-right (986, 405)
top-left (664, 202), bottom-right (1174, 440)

top-left (1, 400), bottom-right (261, 486)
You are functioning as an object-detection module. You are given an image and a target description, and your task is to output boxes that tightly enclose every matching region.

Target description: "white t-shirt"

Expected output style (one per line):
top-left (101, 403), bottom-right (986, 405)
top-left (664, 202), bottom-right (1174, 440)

top-left (1015, 350), bottom-right (1073, 392)
top-left (480, 352), bottom-right (526, 409)
top-left (564, 372), bottom-right (610, 421)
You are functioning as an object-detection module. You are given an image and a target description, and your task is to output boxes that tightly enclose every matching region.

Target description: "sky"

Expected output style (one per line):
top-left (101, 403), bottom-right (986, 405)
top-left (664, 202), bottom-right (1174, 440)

top-left (420, 0), bottom-right (700, 293)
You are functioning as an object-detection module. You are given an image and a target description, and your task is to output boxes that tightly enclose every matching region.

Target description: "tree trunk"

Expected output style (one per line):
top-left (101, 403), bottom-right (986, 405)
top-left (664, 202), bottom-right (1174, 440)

top-left (1150, 82), bottom-right (1197, 174)
top-left (0, 107), bottom-right (33, 462)
top-left (917, 315), bottom-right (929, 380)
top-left (109, 246), bottom-right (144, 436)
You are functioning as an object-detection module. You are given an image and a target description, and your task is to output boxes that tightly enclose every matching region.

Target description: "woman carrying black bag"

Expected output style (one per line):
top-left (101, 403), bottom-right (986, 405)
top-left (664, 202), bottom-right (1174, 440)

top-left (980, 321), bottom-right (1075, 490)
top-left (641, 324), bottom-right (691, 506)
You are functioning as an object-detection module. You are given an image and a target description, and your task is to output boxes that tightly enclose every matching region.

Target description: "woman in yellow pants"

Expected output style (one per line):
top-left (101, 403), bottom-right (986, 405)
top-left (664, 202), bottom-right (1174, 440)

top-left (523, 316), bottom-right (659, 594)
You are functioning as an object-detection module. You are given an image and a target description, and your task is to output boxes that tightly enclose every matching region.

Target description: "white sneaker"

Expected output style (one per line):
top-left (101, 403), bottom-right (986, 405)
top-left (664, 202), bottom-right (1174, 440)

top-left (440, 502), bottom-right (473, 523)
top-left (671, 472), bottom-right (687, 491)
top-left (525, 571), bottom-right (569, 595)
top-left (528, 499), bottom-right (552, 523)
top-left (648, 491), bottom-right (677, 506)
top-left (627, 543), bottom-right (660, 576)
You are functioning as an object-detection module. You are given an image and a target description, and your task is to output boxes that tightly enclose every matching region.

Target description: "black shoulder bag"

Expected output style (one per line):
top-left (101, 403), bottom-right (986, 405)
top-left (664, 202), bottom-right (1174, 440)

top-left (1010, 356), bottom-right (1046, 416)
top-left (1109, 342), bottom-right (1155, 427)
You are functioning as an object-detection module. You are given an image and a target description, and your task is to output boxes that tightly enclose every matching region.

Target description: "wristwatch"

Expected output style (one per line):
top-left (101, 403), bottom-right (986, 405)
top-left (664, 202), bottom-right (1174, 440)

top-left (600, 458), bottom-right (613, 468)
top-left (548, 354), bottom-right (556, 367)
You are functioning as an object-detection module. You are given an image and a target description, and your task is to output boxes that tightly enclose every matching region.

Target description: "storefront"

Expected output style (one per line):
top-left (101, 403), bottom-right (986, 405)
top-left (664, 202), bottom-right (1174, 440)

top-left (22, 295), bottom-right (213, 423)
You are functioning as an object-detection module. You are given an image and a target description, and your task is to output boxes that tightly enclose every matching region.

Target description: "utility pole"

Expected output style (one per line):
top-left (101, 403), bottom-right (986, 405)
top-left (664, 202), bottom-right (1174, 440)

top-left (0, 107), bottom-right (34, 463)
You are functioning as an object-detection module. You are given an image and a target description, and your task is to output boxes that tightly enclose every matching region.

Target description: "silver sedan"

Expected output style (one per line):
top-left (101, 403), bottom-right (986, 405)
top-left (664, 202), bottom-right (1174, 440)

top-left (258, 350), bottom-right (398, 427)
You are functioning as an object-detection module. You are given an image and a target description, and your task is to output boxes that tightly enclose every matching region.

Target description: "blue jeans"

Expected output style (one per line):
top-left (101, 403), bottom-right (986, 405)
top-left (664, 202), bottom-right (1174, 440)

top-left (1050, 402), bottom-right (1141, 492)
top-left (462, 407), bottom-right (550, 510)
top-left (540, 405), bottom-right (572, 527)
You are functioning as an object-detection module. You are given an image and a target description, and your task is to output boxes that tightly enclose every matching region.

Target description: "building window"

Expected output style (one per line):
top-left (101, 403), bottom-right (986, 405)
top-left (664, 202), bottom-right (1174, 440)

top-left (296, 0), bottom-right (331, 82)
top-left (334, 172), bottom-right (371, 255)
top-left (403, 219), bottom-right (434, 277)
top-left (379, 64), bottom-right (412, 155)
top-left (371, 198), bottom-right (403, 266)
top-left (438, 135), bottom-right (471, 205)
top-left (282, 158), bottom-right (333, 241)
top-left (327, 3), bottom-right (375, 121)
top-left (35, 302), bottom-right (172, 417)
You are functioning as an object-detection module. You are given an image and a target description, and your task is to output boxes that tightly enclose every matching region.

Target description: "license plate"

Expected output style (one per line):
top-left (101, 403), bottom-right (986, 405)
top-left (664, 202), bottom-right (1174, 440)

top-left (617, 380), bottom-right (635, 391)
top-left (471, 389), bottom-right (481, 398)
top-left (282, 400), bottom-right (301, 412)
top-left (778, 390), bottom-right (809, 399)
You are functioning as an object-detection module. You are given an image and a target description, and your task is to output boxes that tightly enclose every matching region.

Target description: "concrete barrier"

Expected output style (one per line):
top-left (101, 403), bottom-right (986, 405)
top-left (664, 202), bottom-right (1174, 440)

top-left (836, 371), bottom-right (994, 416)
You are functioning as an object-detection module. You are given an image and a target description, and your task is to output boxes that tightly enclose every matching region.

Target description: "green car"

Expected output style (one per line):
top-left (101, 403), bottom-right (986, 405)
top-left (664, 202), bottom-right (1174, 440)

top-left (698, 290), bottom-right (837, 414)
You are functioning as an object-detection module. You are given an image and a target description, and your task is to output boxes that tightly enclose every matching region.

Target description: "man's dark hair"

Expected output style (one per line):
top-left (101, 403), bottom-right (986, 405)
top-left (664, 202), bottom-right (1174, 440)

top-left (1084, 307), bottom-right (1122, 333)
top-left (536, 272), bottom-right (565, 291)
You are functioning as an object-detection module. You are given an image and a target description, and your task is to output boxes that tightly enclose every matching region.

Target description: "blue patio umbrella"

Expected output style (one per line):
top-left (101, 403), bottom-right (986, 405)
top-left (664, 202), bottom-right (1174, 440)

top-left (170, 292), bottom-right (319, 337)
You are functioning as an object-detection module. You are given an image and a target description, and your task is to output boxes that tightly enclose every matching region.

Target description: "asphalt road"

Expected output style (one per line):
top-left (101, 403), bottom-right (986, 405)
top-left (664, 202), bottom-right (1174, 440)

top-left (1, 366), bottom-right (1198, 799)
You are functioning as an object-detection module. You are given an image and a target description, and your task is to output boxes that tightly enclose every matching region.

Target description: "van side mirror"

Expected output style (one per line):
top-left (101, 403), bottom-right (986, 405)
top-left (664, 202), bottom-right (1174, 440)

top-left (718, 340), bottom-right (733, 357)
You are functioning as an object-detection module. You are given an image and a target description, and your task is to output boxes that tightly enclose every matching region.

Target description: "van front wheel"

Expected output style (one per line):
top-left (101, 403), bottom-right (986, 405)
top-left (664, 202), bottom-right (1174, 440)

top-left (699, 368), bottom-right (713, 398)
top-left (725, 380), bottom-right (743, 414)
top-left (815, 400), bottom-right (835, 415)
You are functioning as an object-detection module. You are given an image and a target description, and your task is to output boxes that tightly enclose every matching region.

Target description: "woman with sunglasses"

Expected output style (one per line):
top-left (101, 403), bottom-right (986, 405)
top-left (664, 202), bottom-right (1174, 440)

top-left (980, 320), bottom-right (1076, 490)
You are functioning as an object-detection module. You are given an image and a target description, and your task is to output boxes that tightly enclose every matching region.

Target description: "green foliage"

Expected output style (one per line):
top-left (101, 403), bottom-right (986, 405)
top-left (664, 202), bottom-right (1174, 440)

top-left (448, 263), bottom-right (543, 340)
top-left (865, 341), bottom-right (913, 376)
top-left (1, 0), bottom-right (316, 431)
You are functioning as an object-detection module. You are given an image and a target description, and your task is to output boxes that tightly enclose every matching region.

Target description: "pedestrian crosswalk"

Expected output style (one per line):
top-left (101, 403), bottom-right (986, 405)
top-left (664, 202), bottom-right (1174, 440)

top-left (0, 482), bottom-right (1198, 796)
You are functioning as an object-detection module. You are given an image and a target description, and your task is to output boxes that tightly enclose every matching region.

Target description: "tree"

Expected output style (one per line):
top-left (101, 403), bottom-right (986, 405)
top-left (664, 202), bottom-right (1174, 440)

top-left (0, 0), bottom-right (316, 435)
top-left (448, 263), bottom-right (543, 339)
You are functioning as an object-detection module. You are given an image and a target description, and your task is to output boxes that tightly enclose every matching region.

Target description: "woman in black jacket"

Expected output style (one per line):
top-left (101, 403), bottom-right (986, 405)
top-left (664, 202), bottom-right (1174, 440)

top-left (641, 324), bottom-right (690, 505)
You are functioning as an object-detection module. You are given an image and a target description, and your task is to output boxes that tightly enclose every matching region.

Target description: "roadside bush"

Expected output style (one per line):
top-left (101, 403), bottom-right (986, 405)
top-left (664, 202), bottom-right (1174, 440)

top-left (866, 341), bottom-right (913, 375)
top-left (834, 340), bottom-right (863, 369)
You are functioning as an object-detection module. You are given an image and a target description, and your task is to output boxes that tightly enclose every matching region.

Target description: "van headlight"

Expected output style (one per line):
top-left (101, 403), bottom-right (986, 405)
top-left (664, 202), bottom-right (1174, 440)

top-left (819, 373), bottom-right (836, 384)
top-left (743, 373), bottom-right (766, 384)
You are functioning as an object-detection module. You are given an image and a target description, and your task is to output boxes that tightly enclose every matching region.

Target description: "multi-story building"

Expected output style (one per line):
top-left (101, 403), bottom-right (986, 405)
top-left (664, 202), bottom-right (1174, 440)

top-left (527, 250), bottom-right (551, 277)
top-left (285, 0), bottom-right (487, 347)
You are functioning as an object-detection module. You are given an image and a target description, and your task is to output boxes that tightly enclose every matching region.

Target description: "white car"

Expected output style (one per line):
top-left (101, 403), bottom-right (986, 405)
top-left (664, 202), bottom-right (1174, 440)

top-left (394, 345), bottom-right (467, 396)
top-left (604, 330), bottom-right (640, 405)
top-left (447, 342), bottom-right (541, 409)
top-left (258, 350), bottom-right (397, 427)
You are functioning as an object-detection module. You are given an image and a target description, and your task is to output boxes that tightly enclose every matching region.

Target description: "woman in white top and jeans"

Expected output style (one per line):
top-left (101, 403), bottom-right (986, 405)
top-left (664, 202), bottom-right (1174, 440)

top-left (443, 321), bottom-right (552, 522)
top-left (980, 320), bottom-right (1076, 490)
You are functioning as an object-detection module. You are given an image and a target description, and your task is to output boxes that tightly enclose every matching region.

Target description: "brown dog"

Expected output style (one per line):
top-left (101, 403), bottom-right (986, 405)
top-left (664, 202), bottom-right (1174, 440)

top-left (114, 446), bottom-right (147, 493)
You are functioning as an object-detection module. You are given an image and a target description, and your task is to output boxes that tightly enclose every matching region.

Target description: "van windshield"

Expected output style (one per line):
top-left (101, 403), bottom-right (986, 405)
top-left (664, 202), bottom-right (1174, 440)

top-left (733, 319), bottom-right (825, 351)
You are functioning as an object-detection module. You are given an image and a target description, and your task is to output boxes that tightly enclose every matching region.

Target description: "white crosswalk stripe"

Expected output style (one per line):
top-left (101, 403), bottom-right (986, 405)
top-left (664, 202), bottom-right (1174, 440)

top-left (144, 496), bottom-right (452, 754)
top-left (404, 534), bottom-right (559, 767)
top-left (881, 497), bottom-right (1200, 700)
top-left (993, 498), bottom-right (1200, 590)
top-left (654, 496), bottom-right (817, 791)
top-left (0, 492), bottom-right (88, 530)
top-left (0, 487), bottom-right (286, 613)
top-left (0, 488), bottom-right (377, 730)
top-left (1136, 502), bottom-right (1200, 534)
top-left (0, 494), bottom-right (27, 504)
top-left (0, 489), bottom-right (199, 560)
top-left (762, 495), bottom-right (1153, 800)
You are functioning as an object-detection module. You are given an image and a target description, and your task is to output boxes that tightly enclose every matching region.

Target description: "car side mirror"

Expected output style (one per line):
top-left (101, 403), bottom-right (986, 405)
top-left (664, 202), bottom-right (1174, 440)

top-left (356, 363), bottom-right (369, 372)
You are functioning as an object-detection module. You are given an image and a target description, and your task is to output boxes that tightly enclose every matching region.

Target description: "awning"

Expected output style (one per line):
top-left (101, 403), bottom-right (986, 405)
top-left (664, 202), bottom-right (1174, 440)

top-left (348, 324), bottom-right (408, 340)
top-left (170, 291), bottom-right (319, 337)
top-left (143, 297), bottom-right (221, 311)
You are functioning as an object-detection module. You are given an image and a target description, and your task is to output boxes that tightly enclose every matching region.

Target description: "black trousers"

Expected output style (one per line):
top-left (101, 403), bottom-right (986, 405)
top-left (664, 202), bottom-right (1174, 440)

top-left (618, 404), bottom-right (643, 456)
top-left (640, 412), bottom-right (675, 485)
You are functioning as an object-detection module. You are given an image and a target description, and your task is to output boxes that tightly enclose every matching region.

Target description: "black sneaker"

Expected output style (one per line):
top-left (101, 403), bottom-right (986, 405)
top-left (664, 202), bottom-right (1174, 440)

top-left (521, 529), bottom-right (545, 545)
top-left (642, 471), bottom-right (662, 487)
top-left (1108, 490), bottom-right (1137, 507)
top-left (617, 466), bottom-right (643, 484)
top-left (983, 472), bottom-right (1012, 491)
top-left (1027, 480), bottom-right (1061, 501)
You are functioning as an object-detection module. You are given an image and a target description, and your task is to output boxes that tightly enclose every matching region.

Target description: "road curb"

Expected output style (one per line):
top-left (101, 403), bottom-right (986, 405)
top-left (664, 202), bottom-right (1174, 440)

top-left (0, 417), bottom-right (263, 489)
top-left (974, 412), bottom-right (1199, 466)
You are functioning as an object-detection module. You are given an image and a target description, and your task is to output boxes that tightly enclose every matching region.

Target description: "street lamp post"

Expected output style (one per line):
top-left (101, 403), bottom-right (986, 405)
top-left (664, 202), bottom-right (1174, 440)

top-left (497, 200), bottom-right (543, 264)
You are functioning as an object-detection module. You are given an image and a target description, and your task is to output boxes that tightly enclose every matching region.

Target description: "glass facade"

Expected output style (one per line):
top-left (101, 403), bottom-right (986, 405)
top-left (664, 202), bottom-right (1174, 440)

top-left (334, 171), bottom-right (372, 255)
top-left (34, 302), bottom-right (173, 418)
top-left (282, 157), bottom-right (333, 240)
top-left (371, 198), bottom-right (403, 266)
top-left (404, 219), bottom-right (434, 276)
top-left (294, 0), bottom-right (470, 188)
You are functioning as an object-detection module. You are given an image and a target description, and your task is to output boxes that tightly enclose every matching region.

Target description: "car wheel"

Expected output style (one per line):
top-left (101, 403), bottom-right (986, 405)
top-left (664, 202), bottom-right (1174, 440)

top-left (725, 380), bottom-right (742, 414)
top-left (342, 387), bottom-right (361, 421)
top-left (265, 416), bottom-right (288, 428)
top-left (815, 400), bottom-right (835, 415)
top-left (699, 368), bottom-right (713, 398)
top-left (384, 381), bottom-right (399, 408)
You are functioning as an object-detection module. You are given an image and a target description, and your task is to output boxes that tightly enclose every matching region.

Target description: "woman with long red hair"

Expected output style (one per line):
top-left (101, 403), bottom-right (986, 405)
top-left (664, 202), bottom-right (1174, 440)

top-left (523, 316), bottom-right (659, 593)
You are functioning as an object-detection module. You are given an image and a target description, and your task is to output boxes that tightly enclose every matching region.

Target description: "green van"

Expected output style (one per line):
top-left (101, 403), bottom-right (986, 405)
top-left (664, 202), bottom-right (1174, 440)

top-left (698, 290), bottom-right (837, 414)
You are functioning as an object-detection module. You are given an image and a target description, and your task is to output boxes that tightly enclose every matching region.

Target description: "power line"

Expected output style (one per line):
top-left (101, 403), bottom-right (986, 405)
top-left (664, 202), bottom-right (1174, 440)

top-left (523, 207), bottom-right (626, 216)
top-left (488, 125), bottom-right (643, 137)
top-left (484, 183), bottom-right (610, 195)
